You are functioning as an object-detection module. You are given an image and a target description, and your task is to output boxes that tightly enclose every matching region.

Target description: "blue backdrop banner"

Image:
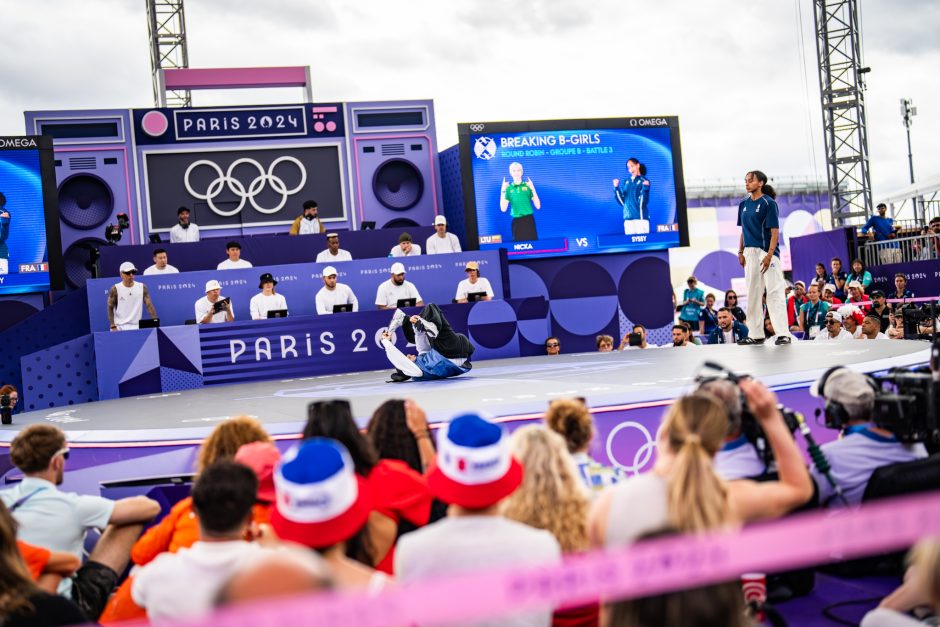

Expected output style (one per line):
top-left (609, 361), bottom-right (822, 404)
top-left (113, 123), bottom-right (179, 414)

top-left (85, 250), bottom-right (505, 332)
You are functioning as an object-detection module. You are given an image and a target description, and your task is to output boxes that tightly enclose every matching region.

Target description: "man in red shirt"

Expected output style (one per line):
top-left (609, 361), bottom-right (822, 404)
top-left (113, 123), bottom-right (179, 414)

top-left (787, 281), bottom-right (808, 331)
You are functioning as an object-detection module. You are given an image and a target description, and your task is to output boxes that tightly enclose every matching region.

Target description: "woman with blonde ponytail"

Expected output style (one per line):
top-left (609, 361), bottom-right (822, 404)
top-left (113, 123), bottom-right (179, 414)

top-left (589, 378), bottom-right (812, 547)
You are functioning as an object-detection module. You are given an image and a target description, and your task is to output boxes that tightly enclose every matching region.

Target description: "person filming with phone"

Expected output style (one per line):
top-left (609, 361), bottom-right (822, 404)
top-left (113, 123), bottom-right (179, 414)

top-left (195, 279), bottom-right (234, 324)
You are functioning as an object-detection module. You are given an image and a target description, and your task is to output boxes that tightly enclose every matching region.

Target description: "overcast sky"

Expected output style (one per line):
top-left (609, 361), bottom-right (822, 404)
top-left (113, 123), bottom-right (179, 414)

top-left (1, 0), bottom-right (937, 199)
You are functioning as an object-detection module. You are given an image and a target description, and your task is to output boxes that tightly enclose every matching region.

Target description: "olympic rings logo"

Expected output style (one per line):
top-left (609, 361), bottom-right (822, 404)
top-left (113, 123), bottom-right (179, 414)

top-left (183, 157), bottom-right (307, 217)
top-left (605, 420), bottom-right (659, 476)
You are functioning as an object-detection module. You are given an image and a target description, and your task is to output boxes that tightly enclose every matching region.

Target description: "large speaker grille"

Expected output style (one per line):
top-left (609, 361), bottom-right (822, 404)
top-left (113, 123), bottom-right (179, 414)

top-left (59, 174), bottom-right (114, 230)
top-left (372, 159), bottom-right (423, 211)
top-left (63, 237), bottom-right (106, 289)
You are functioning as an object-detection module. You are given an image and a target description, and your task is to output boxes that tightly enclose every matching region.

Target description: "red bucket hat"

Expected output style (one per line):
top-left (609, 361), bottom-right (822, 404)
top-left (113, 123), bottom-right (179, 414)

top-left (271, 438), bottom-right (372, 549)
top-left (428, 413), bottom-right (523, 509)
top-left (234, 441), bottom-right (280, 503)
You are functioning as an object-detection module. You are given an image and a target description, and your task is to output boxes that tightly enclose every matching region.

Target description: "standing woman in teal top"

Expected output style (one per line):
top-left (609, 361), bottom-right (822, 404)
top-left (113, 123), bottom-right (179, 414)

top-left (0, 193), bottom-right (10, 276)
top-left (500, 162), bottom-right (541, 242)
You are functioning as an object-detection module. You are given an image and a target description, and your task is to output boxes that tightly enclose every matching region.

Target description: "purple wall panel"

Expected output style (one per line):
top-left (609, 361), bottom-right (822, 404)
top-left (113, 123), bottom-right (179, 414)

top-left (20, 334), bottom-right (98, 411)
top-left (790, 228), bottom-right (852, 285)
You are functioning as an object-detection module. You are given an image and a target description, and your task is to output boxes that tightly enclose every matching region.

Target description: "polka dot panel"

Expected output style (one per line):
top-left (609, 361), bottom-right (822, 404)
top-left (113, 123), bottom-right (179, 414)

top-left (21, 335), bottom-right (98, 411)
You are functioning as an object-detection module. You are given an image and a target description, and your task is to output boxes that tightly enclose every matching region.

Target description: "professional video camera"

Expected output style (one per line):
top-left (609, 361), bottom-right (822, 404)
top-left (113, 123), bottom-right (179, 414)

top-left (103, 212), bottom-right (131, 245)
top-left (1, 393), bottom-right (12, 425)
top-left (869, 336), bottom-right (940, 448)
top-left (694, 361), bottom-right (801, 469)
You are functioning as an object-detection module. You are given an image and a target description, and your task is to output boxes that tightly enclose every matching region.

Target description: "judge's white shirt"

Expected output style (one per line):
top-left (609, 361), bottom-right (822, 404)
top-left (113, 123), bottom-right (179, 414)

top-left (455, 277), bottom-right (494, 301)
top-left (111, 281), bottom-right (146, 329)
top-left (426, 232), bottom-right (462, 255)
top-left (375, 279), bottom-right (422, 308)
top-left (249, 292), bottom-right (288, 319)
top-left (195, 296), bottom-right (233, 323)
top-left (390, 244), bottom-right (422, 257)
top-left (298, 217), bottom-right (322, 235)
top-left (169, 223), bottom-right (200, 243)
top-left (316, 284), bottom-right (359, 314)
top-left (217, 258), bottom-right (253, 270)
top-left (316, 248), bottom-right (353, 263)
top-left (143, 264), bottom-right (179, 275)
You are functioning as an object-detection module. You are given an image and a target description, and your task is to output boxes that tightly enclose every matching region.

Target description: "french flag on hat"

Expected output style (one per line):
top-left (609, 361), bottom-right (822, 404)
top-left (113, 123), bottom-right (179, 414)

top-left (271, 438), bottom-right (372, 549)
top-left (428, 413), bottom-right (523, 509)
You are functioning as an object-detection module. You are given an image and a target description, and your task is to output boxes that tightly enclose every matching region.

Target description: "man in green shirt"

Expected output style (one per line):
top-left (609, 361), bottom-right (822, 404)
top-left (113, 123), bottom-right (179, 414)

top-left (499, 162), bottom-right (541, 241)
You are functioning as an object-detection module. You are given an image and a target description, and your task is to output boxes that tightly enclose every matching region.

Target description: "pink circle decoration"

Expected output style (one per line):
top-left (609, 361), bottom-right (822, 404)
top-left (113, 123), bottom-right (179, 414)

top-left (326, 121), bottom-right (337, 132)
top-left (141, 111), bottom-right (169, 137)
top-left (314, 121), bottom-right (325, 132)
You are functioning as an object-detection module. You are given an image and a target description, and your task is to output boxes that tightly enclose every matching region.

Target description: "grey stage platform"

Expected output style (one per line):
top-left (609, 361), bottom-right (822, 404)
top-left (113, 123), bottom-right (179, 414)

top-left (1, 340), bottom-right (930, 444)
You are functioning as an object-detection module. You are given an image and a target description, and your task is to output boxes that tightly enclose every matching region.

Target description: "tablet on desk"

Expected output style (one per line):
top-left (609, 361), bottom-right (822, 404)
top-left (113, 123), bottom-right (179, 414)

top-left (266, 309), bottom-right (289, 318)
top-left (138, 318), bottom-right (160, 329)
top-left (467, 292), bottom-right (488, 303)
top-left (333, 304), bottom-right (353, 313)
top-left (397, 298), bottom-right (417, 308)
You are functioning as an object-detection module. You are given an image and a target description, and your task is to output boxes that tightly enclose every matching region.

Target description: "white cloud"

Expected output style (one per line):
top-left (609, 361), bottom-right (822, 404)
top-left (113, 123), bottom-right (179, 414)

top-left (0, 0), bottom-right (935, 199)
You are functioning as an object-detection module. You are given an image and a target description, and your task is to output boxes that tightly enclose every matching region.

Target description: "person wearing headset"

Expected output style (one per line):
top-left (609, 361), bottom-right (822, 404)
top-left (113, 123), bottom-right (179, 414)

top-left (809, 368), bottom-right (928, 507)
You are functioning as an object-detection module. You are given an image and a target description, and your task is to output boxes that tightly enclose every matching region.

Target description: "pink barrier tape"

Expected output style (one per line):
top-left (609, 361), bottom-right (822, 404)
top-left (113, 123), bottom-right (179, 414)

top-left (141, 490), bottom-right (940, 627)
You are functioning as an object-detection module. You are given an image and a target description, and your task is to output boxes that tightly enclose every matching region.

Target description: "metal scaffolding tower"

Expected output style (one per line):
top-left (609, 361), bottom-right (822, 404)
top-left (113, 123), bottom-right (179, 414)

top-left (813, 0), bottom-right (873, 228)
top-left (146, 0), bottom-right (191, 108)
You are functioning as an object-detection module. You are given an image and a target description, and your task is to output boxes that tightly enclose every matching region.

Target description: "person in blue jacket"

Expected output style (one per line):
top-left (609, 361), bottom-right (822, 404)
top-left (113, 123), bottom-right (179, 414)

top-left (613, 158), bottom-right (650, 235)
top-left (0, 192), bottom-right (10, 275)
top-left (708, 307), bottom-right (750, 345)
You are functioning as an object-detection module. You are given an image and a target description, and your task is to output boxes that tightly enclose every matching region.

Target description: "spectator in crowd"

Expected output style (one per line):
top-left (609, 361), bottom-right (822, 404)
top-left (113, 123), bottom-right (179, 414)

top-left (196, 279), bottom-right (234, 324)
top-left (0, 192), bottom-right (8, 276)
top-left (708, 307), bottom-right (749, 345)
top-left (810, 368), bottom-right (928, 507)
top-left (99, 418), bottom-right (276, 624)
top-left (454, 261), bottom-right (494, 303)
top-left (823, 283), bottom-right (843, 306)
top-left (367, 399), bottom-right (437, 477)
top-left (0, 425), bottom-right (160, 621)
top-left (888, 310), bottom-right (906, 340)
top-left (0, 384), bottom-right (17, 415)
top-left (316, 266), bottom-right (358, 315)
top-left (847, 258), bottom-right (873, 290)
top-left (545, 336), bottom-right (561, 355)
top-left (589, 380), bottom-right (812, 546)
top-left (215, 549), bottom-right (333, 607)
top-left (862, 537), bottom-right (940, 627)
top-left (677, 276), bottom-right (704, 334)
top-left (827, 257), bottom-right (848, 301)
top-left (270, 438), bottom-right (388, 590)
top-left (0, 502), bottom-right (86, 627)
top-left (838, 305), bottom-right (864, 338)
top-left (698, 293), bottom-right (719, 336)
top-left (15, 518), bottom-right (80, 594)
top-left (869, 290), bottom-right (892, 332)
top-left (860, 313), bottom-right (889, 340)
top-left (132, 462), bottom-right (269, 621)
top-left (290, 200), bottom-right (325, 235)
top-left (846, 281), bottom-right (870, 313)
top-left (698, 379), bottom-right (767, 481)
top-left (545, 398), bottom-right (621, 493)
top-left (169, 206), bottom-right (200, 243)
top-left (813, 262), bottom-right (828, 286)
top-left (217, 241), bottom-right (253, 270)
top-left (861, 202), bottom-right (902, 265)
top-left (303, 400), bottom-right (432, 574)
top-left (723, 289), bottom-right (746, 324)
top-left (316, 232), bottom-right (353, 263)
top-left (501, 426), bottom-right (599, 627)
top-left (800, 283), bottom-right (830, 340)
top-left (670, 324), bottom-right (695, 348)
top-left (249, 273), bottom-right (288, 320)
top-left (605, 528), bottom-right (749, 627)
top-left (395, 413), bottom-right (562, 627)
top-left (390, 232), bottom-right (422, 257)
top-left (763, 316), bottom-right (775, 338)
top-left (375, 262), bottom-right (423, 310)
top-left (107, 262), bottom-right (157, 331)
top-left (921, 216), bottom-right (940, 260)
top-left (143, 248), bottom-right (179, 275)
top-left (892, 273), bottom-right (915, 310)
top-left (596, 335), bottom-right (614, 352)
top-left (815, 310), bottom-right (853, 342)
top-left (619, 324), bottom-right (657, 350)
top-left (425, 215), bottom-right (462, 255)
top-left (787, 281), bottom-right (808, 331)
top-left (680, 320), bottom-right (703, 345)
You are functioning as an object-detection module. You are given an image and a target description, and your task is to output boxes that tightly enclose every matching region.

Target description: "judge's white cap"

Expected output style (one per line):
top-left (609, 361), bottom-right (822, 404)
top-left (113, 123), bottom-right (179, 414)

top-left (205, 279), bottom-right (222, 292)
top-left (434, 215), bottom-right (447, 226)
top-left (322, 266), bottom-right (337, 277)
top-left (119, 261), bottom-right (137, 274)
top-left (390, 262), bottom-right (406, 275)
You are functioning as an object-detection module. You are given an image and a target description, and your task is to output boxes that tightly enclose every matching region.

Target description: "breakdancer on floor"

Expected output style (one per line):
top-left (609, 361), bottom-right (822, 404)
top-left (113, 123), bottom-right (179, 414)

top-left (382, 303), bottom-right (474, 383)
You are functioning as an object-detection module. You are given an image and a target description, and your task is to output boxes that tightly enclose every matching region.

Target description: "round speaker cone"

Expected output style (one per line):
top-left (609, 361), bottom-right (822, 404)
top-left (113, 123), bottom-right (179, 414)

top-left (382, 218), bottom-right (420, 229)
top-left (372, 159), bottom-right (423, 211)
top-left (63, 237), bottom-right (106, 289)
top-left (59, 174), bottom-right (114, 229)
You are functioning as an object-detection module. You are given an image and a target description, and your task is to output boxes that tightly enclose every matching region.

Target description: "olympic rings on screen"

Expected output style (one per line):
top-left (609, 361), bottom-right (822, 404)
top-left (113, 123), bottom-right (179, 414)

top-left (184, 156), bottom-right (307, 216)
top-left (605, 420), bottom-right (657, 476)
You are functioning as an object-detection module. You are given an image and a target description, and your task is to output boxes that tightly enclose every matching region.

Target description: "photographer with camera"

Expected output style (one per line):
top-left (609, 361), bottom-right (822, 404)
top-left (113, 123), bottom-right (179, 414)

top-left (810, 368), bottom-right (928, 507)
top-left (619, 324), bottom-right (657, 350)
top-left (195, 280), bottom-right (234, 324)
top-left (698, 379), bottom-right (767, 480)
top-left (0, 384), bottom-right (17, 425)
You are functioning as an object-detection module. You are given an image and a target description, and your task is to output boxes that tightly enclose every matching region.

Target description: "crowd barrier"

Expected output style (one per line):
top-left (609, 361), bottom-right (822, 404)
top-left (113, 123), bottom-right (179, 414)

top-left (127, 490), bottom-right (940, 627)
